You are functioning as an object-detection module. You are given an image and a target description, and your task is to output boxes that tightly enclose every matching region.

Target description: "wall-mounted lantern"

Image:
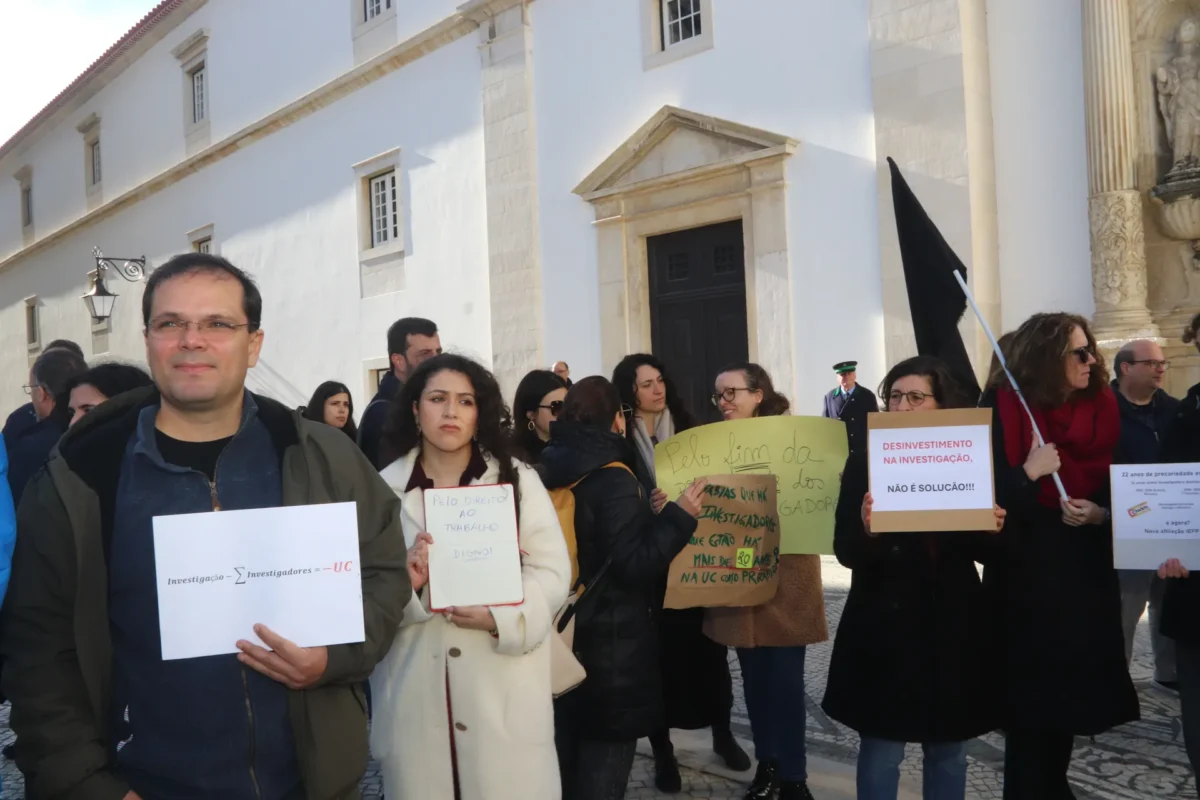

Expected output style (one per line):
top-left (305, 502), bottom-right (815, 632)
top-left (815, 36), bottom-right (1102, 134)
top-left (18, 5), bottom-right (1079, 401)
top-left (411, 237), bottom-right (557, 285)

top-left (82, 247), bottom-right (146, 322)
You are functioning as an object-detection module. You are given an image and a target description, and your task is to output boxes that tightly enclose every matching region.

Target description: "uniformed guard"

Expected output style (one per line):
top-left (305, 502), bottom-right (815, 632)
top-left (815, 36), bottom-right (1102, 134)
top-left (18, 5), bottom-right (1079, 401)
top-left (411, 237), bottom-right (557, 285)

top-left (822, 360), bottom-right (878, 455)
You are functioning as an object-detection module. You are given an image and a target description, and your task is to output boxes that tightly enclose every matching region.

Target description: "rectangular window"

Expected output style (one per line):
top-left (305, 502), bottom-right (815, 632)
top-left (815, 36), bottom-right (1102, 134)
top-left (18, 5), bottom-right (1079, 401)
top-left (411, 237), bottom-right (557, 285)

top-left (364, 0), bottom-right (391, 21)
top-left (661, 0), bottom-right (702, 48)
top-left (90, 140), bottom-right (102, 186)
top-left (194, 237), bottom-right (212, 254)
top-left (191, 66), bottom-right (207, 124)
top-left (25, 302), bottom-right (38, 347)
top-left (369, 170), bottom-right (399, 247)
top-left (20, 186), bottom-right (32, 227)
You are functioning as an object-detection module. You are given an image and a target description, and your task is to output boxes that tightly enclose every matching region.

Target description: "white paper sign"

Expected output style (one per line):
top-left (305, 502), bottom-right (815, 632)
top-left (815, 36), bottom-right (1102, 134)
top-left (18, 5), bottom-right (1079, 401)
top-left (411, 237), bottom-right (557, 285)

top-left (869, 423), bottom-right (993, 512)
top-left (1111, 464), bottom-right (1200, 569)
top-left (425, 483), bottom-right (524, 610)
top-left (153, 502), bottom-right (365, 661)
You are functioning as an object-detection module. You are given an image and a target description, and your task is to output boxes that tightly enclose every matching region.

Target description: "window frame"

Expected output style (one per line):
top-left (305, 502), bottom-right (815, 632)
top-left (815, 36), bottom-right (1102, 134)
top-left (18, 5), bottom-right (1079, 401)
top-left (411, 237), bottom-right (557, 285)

top-left (172, 29), bottom-right (211, 155)
top-left (187, 223), bottom-right (215, 255)
top-left (14, 165), bottom-right (33, 245)
top-left (642, 0), bottom-right (714, 71)
top-left (350, 0), bottom-right (397, 64)
top-left (191, 65), bottom-right (207, 124)
top-left (77, 113), bottom-right (103, 206)
top-left (24, 296), bottom-right (40, 352)
top-left (369, 169), bottom-right (399, 248)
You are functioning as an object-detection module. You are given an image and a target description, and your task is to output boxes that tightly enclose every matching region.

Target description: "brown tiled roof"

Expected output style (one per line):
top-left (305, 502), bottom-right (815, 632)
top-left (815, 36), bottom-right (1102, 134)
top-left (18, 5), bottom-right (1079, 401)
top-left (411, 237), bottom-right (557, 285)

top-left (0, 0), bottom-right (185, 161)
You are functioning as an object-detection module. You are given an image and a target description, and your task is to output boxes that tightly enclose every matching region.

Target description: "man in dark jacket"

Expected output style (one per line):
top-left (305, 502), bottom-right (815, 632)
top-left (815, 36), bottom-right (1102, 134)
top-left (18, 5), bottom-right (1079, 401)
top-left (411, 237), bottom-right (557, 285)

top-left (357, 316), bottom-right (440, 468)
top-left (0, 253), bottom-right (410, 800)
top-left (821, 361), bottom-right (878, 456)
top-left (1113, 340), bottom-right (1180, 690)
top-left (3, 339), bottom-right (84, 454)
top-left (6, 346), bottom-right (86, 506)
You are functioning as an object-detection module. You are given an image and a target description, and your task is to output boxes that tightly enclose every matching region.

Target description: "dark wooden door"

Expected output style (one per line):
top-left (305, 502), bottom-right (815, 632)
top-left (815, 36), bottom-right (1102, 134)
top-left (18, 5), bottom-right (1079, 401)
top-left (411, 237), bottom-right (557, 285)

top-left (648, 220), bottom-right (749, 424)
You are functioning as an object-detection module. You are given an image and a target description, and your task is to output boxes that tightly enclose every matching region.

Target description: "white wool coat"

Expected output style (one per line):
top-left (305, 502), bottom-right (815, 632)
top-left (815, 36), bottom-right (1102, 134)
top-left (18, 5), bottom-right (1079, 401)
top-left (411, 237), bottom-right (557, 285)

top-left (370, 450), bottom-right (570, 800)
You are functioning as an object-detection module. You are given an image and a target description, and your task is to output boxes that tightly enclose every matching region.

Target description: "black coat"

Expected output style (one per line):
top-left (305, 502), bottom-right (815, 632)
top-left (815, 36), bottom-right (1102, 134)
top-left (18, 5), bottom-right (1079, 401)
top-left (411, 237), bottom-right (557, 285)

top-left (1113, 383), bottom-right (1179, 465)
top-left (1159, 383), bottom-right (1200, 644)
top-left (822, 450), bottom-right (1002, 743)
top-left (356, 372), bottom-right (401, 469)
top-left (6, 414), bottom-right (66, 508)
top-left (540, 422), bottom-right (697, 741)
top-left (823, 384), bottom-right (879, 455)
top-left (980, 390), bottom-right (1139, 735)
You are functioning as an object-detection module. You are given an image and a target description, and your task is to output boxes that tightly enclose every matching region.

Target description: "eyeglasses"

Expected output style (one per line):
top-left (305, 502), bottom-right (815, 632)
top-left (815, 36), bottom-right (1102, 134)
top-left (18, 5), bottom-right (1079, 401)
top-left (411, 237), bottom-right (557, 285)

top-left (1131, 359), bottom-right (1170, 370)
top-left (539, 400), bottom-right (564, 417)
top-left (1069, 346), bottom-right (1096, 364)
top-left (887, 390), bottom-right (929, 407)
top-left (147, 319), bottom-right (253, 341)
top-left (620, 404), bottom-right (634, 417)
top-left (21, 384), bottom-right (41, 396)
top-left (711, 387), bottom-right (753, 406)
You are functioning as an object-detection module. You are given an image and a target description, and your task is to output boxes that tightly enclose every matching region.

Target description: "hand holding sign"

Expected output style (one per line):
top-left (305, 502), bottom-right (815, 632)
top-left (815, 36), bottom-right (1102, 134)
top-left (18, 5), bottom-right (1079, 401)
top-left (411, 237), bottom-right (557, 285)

top-left (675, 478), bottom-right (709, 518)
top-left (237, 624), bottom-right (329, 690)
top-left (1160, 558), bottom-right (1190, 579)
top-left (408, 532), bottom-right (433, 591)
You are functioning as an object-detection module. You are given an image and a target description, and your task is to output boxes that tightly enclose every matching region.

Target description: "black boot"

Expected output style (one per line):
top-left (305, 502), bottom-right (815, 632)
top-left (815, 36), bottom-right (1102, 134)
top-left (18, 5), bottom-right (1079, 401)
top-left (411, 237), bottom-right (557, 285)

top-left (713, 728), bottom-right (751, 772)
top-left (778, 781), bottom-right (816, 800)
top-left (653, 742), bottom-right (682, 793)
top-left (744, 760), bottom-right (779, 799)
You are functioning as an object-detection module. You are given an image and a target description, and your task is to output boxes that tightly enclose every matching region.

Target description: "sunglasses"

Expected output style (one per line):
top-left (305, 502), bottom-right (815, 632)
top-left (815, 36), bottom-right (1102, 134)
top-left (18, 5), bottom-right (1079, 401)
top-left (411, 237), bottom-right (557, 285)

top-left (539, 400), bottom-right (564, 417)
top-left (1069, 346), bottom-right (1096, 364)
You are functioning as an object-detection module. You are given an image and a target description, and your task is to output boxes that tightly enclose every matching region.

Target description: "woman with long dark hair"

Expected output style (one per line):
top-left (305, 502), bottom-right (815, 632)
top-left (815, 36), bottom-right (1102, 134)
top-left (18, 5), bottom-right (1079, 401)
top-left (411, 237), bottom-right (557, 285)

top-left (512, 370), bottom-right (568, 463)
top-left (611, 354), bottom-right (749, 789)
top-left (302, 380), bottom-right (357, 440)
top-left (540, 376), bottom-right (706, 800)
top-left (705, 363), bottom-right (826, 800)
top-left (824, 356), bottom-right (1004, 800)
top-left (983, 313), bottom-right (1138, 797)
top-left (370, 354), bottom-right (571, 799)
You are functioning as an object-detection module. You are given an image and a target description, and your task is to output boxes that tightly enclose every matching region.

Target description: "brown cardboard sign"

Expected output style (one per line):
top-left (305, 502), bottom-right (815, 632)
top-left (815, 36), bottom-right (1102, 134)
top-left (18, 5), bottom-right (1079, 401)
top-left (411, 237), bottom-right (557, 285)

top-left (663, 474), bottom-right (781, 610)
top-left (867, 408), bottom-right (996, 533)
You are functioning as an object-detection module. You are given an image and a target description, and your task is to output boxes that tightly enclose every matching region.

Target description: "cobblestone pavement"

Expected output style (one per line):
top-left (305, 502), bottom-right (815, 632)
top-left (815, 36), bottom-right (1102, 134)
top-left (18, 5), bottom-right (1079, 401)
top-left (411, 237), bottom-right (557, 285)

top-left (0, 556), bottom-right (1191, 798)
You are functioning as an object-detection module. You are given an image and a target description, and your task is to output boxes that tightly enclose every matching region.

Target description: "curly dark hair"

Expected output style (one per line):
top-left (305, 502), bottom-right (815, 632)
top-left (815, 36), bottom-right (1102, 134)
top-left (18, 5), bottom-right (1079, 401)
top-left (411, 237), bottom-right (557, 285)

top-left (716, 362), bottom-right (790, 417)
top-left (1184, 312), bottom-right (1200, 345)
top-left (612, 354), bottom-right (696, 439)
top-left (511, 370), bottom-right (567, 463)
top-left (384, 354), bottom-right (522, 515)
top-left (303, 381), bottom-right (357, 441)
top-left (57, 362), bottom-right (153, 420)
top-left (879, 356), bottom-right (977, 410)
top-left (988, 312), bottom-right (1108, 407)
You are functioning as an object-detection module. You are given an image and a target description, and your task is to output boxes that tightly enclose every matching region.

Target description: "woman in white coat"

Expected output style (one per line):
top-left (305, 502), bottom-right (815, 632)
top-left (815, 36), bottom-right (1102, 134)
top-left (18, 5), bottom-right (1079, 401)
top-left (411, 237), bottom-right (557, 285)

top-left (371, 353), bottom-right (571, 799)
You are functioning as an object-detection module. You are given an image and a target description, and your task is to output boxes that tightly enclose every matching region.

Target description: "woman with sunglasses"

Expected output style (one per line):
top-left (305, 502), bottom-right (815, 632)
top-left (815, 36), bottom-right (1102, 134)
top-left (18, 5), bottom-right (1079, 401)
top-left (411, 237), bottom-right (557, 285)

top-left (512, 370), bottom-right (569, 463)
top-left (824, 356), bottom-right (1005, 800)
top-left (982, 313), bottom-right (1138, 797)
top-left (704, 363), bottom-right (825, 800)
top-left (613, 354), bottom-right (750, 788)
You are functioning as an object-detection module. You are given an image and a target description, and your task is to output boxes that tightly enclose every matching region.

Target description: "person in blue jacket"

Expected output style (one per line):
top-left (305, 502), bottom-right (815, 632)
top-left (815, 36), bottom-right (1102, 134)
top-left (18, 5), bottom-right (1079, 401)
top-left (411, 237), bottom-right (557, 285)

top-left (0, 439), bottom-right (17, 792)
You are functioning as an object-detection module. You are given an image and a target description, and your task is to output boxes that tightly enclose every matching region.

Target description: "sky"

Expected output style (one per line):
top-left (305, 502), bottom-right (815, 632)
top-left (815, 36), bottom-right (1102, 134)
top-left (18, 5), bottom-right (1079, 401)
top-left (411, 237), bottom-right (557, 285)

top-left (0, 0), bottom-right (159, 145)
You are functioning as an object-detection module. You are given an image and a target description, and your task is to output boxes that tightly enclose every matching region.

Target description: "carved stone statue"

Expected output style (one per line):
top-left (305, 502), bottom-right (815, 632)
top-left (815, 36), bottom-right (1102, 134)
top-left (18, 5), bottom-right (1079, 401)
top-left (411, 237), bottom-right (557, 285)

top-left (1158, 18), bottom-right (1200, 174)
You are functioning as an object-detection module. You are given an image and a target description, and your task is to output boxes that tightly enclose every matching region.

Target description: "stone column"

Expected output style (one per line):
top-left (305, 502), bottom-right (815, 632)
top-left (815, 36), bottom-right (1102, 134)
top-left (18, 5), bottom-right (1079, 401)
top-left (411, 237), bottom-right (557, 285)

top-left (1081, 0), bottom-right (1158, 344)
top-left (461, 0), bottom-right (543, 397)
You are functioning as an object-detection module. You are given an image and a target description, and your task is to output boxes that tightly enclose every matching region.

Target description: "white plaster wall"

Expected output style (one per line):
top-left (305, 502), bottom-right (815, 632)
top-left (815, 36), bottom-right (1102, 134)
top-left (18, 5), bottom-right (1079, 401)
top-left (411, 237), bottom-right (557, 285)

top-left (531, 0), bottom-right (882, 416)
top-left (0, 32), bottom-right (489, 417)
top-left (988, 0), bottom-right (1094, 330)
top-left (396, 0), bottom-right (464, 43)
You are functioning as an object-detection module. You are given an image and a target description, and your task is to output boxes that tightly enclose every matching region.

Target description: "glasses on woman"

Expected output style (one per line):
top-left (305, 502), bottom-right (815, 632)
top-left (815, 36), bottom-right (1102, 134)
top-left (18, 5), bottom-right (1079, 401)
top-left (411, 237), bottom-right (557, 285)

top-left (887, 390), bottom-right (929, 408)
top-left (711, 387), bottom-right (752, 406)
top-left (539, 400), bottom-right (564, 417)
top-left (1069, 345), bottom-right (1096, 364)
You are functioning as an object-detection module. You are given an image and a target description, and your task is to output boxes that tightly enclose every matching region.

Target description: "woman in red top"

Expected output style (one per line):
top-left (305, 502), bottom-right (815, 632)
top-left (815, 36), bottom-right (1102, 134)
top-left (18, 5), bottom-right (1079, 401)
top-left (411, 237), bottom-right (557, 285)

top-left (982, 312), bottom-right (1139, 798)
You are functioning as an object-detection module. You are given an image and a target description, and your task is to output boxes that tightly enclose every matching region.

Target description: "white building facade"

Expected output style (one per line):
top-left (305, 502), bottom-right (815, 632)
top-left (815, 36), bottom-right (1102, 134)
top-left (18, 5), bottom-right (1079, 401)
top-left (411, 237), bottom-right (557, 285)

top-left (0, 0), bottom-right (1178, 420)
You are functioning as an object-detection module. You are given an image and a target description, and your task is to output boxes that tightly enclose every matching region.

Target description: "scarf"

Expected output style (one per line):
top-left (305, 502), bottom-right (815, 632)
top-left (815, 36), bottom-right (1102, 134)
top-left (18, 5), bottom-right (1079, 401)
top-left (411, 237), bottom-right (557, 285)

top-left (995, 385), bottom-right (1119, 508)
top-left (632, 410), bottom-right (675, 481)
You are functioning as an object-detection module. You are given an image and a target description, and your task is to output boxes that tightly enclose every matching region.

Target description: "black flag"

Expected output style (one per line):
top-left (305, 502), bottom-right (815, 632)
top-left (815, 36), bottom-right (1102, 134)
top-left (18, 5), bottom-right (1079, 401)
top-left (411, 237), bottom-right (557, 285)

top-left (887, 157), bottom-right (981, 399)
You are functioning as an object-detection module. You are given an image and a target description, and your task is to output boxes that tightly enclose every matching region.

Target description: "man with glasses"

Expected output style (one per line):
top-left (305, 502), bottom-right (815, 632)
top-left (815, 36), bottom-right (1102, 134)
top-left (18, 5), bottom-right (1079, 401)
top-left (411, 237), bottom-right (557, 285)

top-left (6, 347), bottom-right (85, 506)
top-left (1, 253), bottom-right (409, 800)
top-left (1113, 339), bottom-right (1180, 691)
top-left (3, 339), bottom-right (84, 453)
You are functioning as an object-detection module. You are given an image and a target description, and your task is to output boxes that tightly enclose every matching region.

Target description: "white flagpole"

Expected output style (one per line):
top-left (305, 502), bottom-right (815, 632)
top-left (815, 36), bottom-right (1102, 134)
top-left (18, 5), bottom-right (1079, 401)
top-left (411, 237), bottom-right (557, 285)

top-left (953, 271), bottom-right (1069, 501)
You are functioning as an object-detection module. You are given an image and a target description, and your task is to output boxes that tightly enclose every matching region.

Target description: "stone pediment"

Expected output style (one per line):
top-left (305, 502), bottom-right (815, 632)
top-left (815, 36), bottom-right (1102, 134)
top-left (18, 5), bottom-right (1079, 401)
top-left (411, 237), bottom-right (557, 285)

top-left (573, 105), bottom-right (797, 200)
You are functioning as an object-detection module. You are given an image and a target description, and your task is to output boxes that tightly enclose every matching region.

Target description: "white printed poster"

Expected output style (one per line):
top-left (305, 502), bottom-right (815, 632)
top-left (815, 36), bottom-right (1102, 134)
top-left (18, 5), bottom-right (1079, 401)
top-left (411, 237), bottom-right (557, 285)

top-left (867, 408), bottom-right (996, 532)
top-left (425, 483), bottom-right (524, 610)
top-left (154, 502), bottom-right (365, 661)
top-left (1111, 464), bottom-right (1200, 569)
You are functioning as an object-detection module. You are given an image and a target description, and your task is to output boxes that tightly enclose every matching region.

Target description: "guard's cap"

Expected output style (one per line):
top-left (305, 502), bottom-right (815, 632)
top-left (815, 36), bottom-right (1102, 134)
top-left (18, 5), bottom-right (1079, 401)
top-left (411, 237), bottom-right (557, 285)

top-left (833, 361), bottom-right (858, 374)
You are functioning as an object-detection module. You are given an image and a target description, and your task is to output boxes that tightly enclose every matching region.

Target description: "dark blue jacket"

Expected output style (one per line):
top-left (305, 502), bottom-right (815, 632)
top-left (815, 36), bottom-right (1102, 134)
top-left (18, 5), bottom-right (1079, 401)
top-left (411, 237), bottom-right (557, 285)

top-left (1112, 383), bottom-right (1179, 466)
top-left (356, 372), bottom-right (402, 469)
top-left (6, 413), bottom-right (66, 508)
top-left (108, 396), bottom-right (301, 800)
top-left (1, 403), bottom-right (36, 452)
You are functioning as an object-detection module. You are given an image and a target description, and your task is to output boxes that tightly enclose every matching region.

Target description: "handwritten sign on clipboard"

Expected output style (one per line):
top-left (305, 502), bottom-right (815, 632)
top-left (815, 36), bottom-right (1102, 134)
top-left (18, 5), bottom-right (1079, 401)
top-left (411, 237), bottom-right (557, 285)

top-left (425, 483), bottom-right (524, 610)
